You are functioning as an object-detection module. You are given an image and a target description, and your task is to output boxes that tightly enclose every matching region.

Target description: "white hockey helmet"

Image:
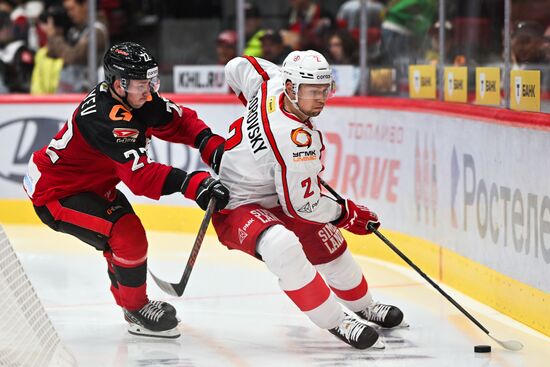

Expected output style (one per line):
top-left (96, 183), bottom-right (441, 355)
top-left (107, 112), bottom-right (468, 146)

top-left (282, 50), bottom-right (334, 101)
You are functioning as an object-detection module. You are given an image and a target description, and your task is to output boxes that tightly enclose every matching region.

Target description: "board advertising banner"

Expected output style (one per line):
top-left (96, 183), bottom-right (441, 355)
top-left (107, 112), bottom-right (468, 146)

top-left (444, 67), bottom-right (468, 103)
top-left (475, 67), bottom-right (501, 106)
top-left (409, 65), bottom-right (436, 99)
top-left (510, 70), bottom-right (540, 112)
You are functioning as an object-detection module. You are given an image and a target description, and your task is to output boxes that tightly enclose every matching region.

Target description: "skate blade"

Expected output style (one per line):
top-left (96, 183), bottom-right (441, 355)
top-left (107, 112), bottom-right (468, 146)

top-left (370, 319), bottom-right (410, 329)
top-left (127, 324), bottom-right (181, 339)
top-left (396, 319), bottom-right (409, 328)
top-left (370, 338), bottom-right (385, 349)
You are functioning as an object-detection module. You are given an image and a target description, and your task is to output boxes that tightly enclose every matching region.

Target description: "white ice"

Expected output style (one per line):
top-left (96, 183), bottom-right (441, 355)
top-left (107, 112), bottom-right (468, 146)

top-left (5, 224), bottom-right (549, 367)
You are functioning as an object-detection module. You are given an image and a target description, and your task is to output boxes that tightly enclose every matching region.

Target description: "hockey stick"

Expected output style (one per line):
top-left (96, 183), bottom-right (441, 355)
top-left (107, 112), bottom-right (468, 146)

top-left (320, 179), bottom-right (524, 351)
top-left (149, 197), bottom-right (216, 297)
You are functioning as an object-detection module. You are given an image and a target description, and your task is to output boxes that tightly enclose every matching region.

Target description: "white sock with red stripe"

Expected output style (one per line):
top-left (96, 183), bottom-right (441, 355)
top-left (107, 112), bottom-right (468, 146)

top-left (315, 250), bottom-right (374, 312)
top-left (257, 225), bottom-right (344, 329)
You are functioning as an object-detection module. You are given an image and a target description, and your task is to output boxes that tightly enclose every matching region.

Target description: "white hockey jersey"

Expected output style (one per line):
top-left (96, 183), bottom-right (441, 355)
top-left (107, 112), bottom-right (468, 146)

top-left (220, 56), bottom-right (342, 224)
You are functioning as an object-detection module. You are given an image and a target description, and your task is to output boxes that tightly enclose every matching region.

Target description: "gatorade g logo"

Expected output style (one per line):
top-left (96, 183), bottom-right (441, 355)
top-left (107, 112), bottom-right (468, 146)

top-left (109, 105), bottom-right (133, 122)
top-left (291, 128), bottom-right (312, 148)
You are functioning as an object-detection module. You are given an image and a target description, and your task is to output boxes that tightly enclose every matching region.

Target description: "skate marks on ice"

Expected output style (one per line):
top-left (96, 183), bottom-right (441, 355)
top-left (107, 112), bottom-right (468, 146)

top-left (5, 224), bottom-right (550, 367)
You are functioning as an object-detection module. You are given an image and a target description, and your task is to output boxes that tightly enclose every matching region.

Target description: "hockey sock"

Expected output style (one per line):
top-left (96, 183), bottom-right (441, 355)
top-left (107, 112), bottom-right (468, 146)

top-left (257, 225), bottom-right (343, 329)
top-left (108, 214), bottom-right (149, 311)
top-left (103, 251), bottom-right (123, 307)
top-left (315, 250), bottom-right (373, 312)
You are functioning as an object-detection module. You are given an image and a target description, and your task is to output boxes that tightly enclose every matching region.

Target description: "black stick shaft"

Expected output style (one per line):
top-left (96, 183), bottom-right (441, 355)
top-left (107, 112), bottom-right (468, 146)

top-left (174, 197), bottom-right (216, 295)
top-left (320, 179), bottom-right (490, 335)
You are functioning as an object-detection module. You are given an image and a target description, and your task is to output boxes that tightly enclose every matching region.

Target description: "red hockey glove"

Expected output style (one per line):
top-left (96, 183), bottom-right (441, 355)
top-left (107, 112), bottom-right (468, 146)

top-left (332, 199), bottom-right (380, 235)
top-left (198, 134), bottom-right (225, 174)
top-left (181, 171), bottom-right (229, 211)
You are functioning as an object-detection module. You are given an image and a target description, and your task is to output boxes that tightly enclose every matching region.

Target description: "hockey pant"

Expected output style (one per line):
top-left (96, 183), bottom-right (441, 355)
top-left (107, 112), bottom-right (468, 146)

top-left (257, 224), bottom-right (373, 330)
top-left (34, 190), bottom-right (149, 311)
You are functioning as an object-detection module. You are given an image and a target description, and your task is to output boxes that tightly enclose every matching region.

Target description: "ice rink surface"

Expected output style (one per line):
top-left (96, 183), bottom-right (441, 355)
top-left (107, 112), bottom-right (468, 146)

top-left (4, 224), bottom-right (549, 367)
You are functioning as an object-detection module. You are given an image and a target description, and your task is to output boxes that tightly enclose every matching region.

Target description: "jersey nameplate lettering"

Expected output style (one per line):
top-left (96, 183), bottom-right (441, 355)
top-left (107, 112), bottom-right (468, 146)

top-left (245, 96), bottom-right (268, 159)
top-left (80, 89), bottom-right (97, 116)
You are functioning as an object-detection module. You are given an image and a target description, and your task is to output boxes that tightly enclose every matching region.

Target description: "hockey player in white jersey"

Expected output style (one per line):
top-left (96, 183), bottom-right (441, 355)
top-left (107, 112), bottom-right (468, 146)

top-left (212, 51), bottom-right (406, 349)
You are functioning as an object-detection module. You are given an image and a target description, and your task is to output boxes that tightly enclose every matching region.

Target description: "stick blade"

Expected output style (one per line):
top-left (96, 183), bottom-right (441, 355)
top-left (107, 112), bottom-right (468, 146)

top-left (489, 334), bottom-right (524, 351)
top-left (148, 269), bottom-right (182, 297)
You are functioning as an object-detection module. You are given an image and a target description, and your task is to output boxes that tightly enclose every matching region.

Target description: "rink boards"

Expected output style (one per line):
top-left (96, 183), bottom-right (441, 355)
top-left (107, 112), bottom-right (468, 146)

top-left (0, 94), bottom-right (548, 337)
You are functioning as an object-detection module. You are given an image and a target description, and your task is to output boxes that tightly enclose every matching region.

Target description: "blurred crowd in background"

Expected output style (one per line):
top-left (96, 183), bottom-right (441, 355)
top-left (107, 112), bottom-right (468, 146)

top-left (0, 0), bottom-right (548, 95)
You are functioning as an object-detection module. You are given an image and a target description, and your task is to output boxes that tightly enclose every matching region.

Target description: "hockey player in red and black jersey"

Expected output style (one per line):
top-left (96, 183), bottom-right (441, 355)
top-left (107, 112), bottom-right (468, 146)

top-left (22, 42), bottom-right (230, 339)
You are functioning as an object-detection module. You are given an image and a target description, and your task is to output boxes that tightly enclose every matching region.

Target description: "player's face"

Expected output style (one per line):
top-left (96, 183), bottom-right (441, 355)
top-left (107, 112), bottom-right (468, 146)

top-left (296, 84), bottom-right (331, 117)
top-left (124, 78), bottom-right (160, 108)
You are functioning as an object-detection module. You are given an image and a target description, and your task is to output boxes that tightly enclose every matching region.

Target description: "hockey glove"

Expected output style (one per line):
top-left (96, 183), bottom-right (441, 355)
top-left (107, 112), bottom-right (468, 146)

top-left (198, 132), bottom-right (225, 175)
top-left (332, 199), bottom-right (380, 235)
top-left (181, 171), bottom-right (230, 211)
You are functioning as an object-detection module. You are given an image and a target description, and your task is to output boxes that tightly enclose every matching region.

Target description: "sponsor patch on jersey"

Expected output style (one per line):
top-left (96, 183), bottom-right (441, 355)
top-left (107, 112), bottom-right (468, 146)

top-left (292, 150), bottom-right (317, 162)
top-left (238, 228), bottom-right (248, 244)
top-left (291, 127), bottom-right (312, 148)
top-left (113, 128), bottom-right (139, 143)
top-left (297, 199), bottom-right (319, 213)
top-left (109, 105), bottom-right (133, 122)
top-left (267, 96), bottom-right (276, 113)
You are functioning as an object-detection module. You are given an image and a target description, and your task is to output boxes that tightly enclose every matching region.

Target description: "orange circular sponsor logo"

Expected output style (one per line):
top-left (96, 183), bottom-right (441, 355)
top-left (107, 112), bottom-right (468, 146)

top-left (291, 128), bottom-right (312, 148)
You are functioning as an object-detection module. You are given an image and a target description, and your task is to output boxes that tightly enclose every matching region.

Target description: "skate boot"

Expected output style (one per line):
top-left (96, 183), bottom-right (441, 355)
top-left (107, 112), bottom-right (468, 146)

top-left (124, 301), bottom-right (180, 338)
top-left (149, 300), bottom-right (177, 317)
top-left (329, 312), bottom-right (385, 349)
top-left (356, 302), bottom-right (406, 328)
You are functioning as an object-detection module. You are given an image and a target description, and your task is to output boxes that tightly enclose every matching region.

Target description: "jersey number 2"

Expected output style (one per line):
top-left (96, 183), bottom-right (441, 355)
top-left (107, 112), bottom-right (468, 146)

top-left (45, 120), bottom-right (73, 164)
top-left (124, 147), bottom-right (150, 171)
top-left (301, 177), bottom-right (314, 198)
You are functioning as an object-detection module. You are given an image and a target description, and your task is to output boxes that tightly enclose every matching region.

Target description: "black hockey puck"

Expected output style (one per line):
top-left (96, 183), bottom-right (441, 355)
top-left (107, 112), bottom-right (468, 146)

top-left (474, 345), bottom-right (491, 353)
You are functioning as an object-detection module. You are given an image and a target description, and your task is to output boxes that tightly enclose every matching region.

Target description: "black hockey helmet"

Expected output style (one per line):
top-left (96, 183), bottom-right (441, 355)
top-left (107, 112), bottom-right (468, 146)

top-left (103, 42), bottom-right (159, 91)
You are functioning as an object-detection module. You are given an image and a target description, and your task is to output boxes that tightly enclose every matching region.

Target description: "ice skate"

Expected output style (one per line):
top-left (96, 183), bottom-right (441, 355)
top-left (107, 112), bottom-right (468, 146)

top-left (124, 301), bottom-right (180, 338)
top-left (356, 302), bottom-right (407, 328)
top-left (329, 312), bottom-right (385, 349)
top-left (149, 300), bottom-right (177, 317)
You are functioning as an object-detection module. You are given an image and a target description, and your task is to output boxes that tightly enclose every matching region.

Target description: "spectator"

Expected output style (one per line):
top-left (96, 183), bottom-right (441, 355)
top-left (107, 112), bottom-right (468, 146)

top-left (423, 21), bottom-right (465, 66)
top-left (216, 29), bottom-right (237, 65)
top-left (0, 1), bottom-right (14, 13)
top-left (48, 0), bottom-right (108, 93)
top-left (0, 10), bottom-right (34, 93)
top-left (259, 29), bottom-right (291, 65)
top-left (243, 1), bottom-right (264, 57)
top-left (10, 0), bottom-right (44, 50)
top-left (325, 29), bottom-right (358, 64)
top-left (335, 0), bottom-right (384, 60)
top-left (511, 21), bottom-right (546, 65)
top-left (336, 0), bottom-right (384, 32)
top-left (287, 0), bottom-right (335, 51)
top-left (31, 4), bottom-right (72, 94)
top-left (543, 25), bottom-right (550, 62)
top-left (381, 0), bottom-right (437, 67)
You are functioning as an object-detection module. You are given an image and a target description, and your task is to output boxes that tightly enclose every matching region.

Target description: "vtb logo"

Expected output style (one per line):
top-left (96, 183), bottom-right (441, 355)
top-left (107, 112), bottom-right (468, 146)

top-left (0, 117), bottom-right (64, 184)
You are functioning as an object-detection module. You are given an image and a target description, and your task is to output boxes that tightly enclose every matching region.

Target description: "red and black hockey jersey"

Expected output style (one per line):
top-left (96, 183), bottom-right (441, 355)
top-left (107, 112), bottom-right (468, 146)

top-left (24, 82), bottom-right (212, 206)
